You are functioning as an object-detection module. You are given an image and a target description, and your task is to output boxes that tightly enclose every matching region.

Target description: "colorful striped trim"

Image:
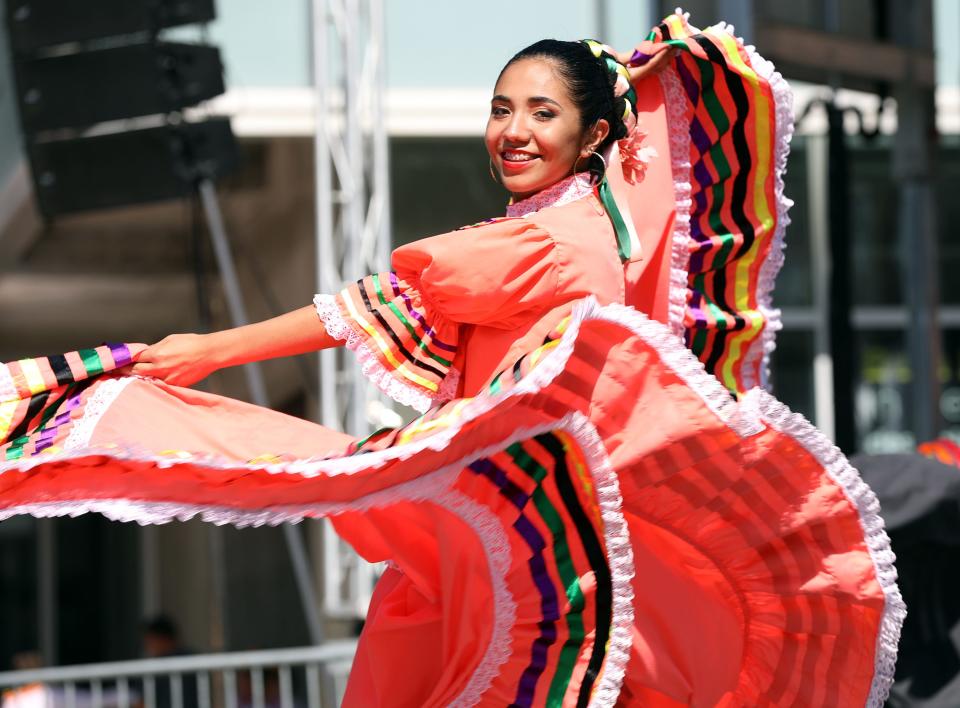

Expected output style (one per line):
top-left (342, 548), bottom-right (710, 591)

top-left (314, 272), bottom-right (462, 413)
top-left (655, 11), bottom-right (793, 397)
top-left (1, 343), bottom-right (132, 458)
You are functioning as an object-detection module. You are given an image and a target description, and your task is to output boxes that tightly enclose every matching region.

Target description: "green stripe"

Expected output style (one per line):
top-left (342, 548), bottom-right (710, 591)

top-left (35, 383), bottom-right (77, 431)
top-left (691, 327), bottom-right (708, 357)
top-left (692, 57), bottom-right (738, 265)
top-left (372, 275), bottom-right (454, 368)
top-left (691, 276), bottom-right (730, 331)
top-left (78, 348), bottom-right (104, 377)
top-left (507, 443), bottom-right (585, 703)
top-left (4, 435), bottom-right (29, 459)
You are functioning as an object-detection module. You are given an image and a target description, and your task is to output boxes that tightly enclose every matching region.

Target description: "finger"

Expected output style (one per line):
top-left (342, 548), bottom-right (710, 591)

top-left (126, 343), bottom-right (150, 360)
top-left (129, 362), bottom-right (159, 377)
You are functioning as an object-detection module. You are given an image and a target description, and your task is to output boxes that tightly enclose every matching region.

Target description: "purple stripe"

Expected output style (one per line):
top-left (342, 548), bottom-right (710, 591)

top-left (676, 53), bottom-right (701, 106)
top-left (468, 459), bottom-right (558, 707)
top-left (512, 516), bottom-right (560, 706)
top-left (469, 459), bottom-right (528, 507)
top-left (689, 116), bottom-right (713, 158)
top-left (387, 273), bottom-right (457, 353)
top-left (106, 342), bottom-right (132, 368)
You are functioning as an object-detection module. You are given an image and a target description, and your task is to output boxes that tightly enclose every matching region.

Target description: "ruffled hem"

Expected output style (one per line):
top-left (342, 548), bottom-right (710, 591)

top-left (733, 27), bottom-right (795, 391)
top-left (748, 389), bottom-right (905, 707)
top-left (0, 297), bottom-right (902, 706)
top-left (660, 60), bottom-right (694, 341)
top-left (313, 294), bottom-right (460, 414)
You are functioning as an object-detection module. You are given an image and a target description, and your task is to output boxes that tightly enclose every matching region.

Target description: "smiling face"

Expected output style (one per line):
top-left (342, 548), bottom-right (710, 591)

top-left (486, 57), bottom-right (605, 201)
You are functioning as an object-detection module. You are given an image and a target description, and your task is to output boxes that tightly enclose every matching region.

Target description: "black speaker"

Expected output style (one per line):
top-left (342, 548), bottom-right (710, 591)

top-left (3, 0), bottom-right (241, 218)
top-left (14, 42), bottom-right (226, 132)
top-left (28, 119), bottom-right (239, 216)
top-left (5, 0), bottom-right (216, 54)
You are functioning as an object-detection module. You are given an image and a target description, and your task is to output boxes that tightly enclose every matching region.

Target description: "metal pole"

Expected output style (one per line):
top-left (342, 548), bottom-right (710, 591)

top-left (826, 104), bottom-right (857, 453)
top-left (344, 0), bottom-right (367, 437)
top-left (196, 178), bottom-right (325, 645)
top-left (807, 133), bottom-right (836, 440)
top-left (313, 0), bottom-right (339, 430)
top-left (890, 0), bottom-right (941, 444)
top-left (196, 179), bottom-right (269, 406)
top-left (37, 518), bottom-right (57, 666)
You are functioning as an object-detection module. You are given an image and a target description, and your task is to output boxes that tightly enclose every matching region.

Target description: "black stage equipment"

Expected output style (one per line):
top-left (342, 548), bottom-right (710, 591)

top-left (28, 118), bottom-right (238, 216)
top-left (5, 0), bottom-right (215, 54)
top-left (3, 0), bottom-right (238, 219)
top-left (14, 42), bottom-right (225, 132)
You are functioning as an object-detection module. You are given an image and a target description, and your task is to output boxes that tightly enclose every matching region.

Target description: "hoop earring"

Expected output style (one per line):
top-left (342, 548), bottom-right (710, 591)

top-left (489, 159), bottom-right (501, 184)
top-left (574, 150), bottom-right (607, 180)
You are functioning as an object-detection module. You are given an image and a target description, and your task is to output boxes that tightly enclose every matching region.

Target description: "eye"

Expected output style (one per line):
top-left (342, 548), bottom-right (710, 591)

top-left (491, 105), bottom-right (509, 117)
top-left (534, 109), bottom-right (556, 120)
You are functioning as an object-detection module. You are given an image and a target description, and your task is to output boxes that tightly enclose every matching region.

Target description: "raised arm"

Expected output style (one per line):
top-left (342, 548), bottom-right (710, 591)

top-left (127, 304), bottom-right (340, 387)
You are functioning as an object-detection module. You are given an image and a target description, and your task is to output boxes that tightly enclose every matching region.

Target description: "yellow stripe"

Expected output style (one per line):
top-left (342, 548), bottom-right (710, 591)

top-left (0, 400), bottom-right (19, 441)
top-left (713, 31), bottom-right (774, 390)
top-left (340, 290), bottom-right (439, 393)
top-left (665, 14), bottom-right (687, 38)
top-left (528, 340), bottom-right (560, 370)
top-left (398, 399), bottom-right (472, 444)
top-left (18, 358), bottom-right (48, 395)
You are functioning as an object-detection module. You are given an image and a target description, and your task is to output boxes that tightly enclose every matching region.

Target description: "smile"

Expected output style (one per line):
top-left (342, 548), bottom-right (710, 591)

top-left (502, 150), bottom-right (540, 163)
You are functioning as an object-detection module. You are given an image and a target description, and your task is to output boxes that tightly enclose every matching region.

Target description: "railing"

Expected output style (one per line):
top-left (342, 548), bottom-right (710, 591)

top-left (0, 642), bottom-right (358, 708)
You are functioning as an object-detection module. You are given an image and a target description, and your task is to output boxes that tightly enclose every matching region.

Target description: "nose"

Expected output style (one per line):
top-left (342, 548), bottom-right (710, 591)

top-left (503, 112), bottom-right (530, 144)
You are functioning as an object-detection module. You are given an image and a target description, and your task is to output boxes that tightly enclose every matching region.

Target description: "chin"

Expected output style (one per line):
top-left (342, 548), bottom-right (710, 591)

top-left (502, 175), bottom-right (547, 199)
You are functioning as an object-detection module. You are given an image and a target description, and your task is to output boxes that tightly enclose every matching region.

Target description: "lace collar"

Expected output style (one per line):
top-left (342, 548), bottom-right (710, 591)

top-left (505, 173), bottom-right (595, 217)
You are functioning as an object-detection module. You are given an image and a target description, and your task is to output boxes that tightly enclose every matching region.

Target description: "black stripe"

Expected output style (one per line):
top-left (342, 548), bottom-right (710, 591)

top-left (35, 383), bottom-right (77, 431)
top-left (692, 37), bottom-right (755, 329)
top-left (355, 281), bottom-right (448, 380)
top-left (535, 433), bottom-right (613, 707)
top-left (48, 354), bottom-right (74, 386)
top-left (7, 390), bottom-right (51, 442)
top-left (704, 327), bottom-right (729, 378)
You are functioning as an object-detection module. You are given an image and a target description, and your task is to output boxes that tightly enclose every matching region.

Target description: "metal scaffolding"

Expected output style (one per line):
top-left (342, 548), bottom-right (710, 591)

top-left (312, 0), bottom-right (392, 620)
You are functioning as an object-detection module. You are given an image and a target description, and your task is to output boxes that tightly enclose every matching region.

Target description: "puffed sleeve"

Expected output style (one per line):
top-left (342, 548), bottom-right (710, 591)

top-left (314, 217), bottom-right (560, 413)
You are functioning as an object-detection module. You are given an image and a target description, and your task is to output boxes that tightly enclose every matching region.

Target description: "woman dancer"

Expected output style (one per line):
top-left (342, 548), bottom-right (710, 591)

top-left (0, 12), bottom-right (902, 707)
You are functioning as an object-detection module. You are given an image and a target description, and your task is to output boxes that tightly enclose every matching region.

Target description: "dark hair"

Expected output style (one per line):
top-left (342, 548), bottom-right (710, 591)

top-left (143, 614), bottom-right (178, 639)
top-left (500, 39), bottom-right (629, 177)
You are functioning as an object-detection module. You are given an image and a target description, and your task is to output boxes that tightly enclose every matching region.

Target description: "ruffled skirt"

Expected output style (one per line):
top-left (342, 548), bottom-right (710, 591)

top-left (0, 300), bottom-right (903, 707)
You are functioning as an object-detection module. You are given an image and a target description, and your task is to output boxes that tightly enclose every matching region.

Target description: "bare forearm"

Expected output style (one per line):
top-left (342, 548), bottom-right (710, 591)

top-left (206, 305), bottom-right (340, 368)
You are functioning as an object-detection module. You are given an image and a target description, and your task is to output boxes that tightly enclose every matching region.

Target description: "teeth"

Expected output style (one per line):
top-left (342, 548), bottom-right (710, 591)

top-left (503, 152), bottom-right (537, 162)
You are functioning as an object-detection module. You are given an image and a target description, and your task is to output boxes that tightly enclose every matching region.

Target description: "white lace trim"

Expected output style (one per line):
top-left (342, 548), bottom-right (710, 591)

top-left (313, 293), bottom-right (460, 414)
top-left (437, 488), bottom-right (516, 707)
top-left (564, 412), bottom-right (635, 707)
top-left (505, 173), bottom-right (594, 217)
top-left (62, 377), bottom-right (133, 450)
top-left (659, 64), bottom-right (694, 340)
top-left (0, 364), bottom-right (16, 404)
top-left (746, 388), bottom-right (904, 708)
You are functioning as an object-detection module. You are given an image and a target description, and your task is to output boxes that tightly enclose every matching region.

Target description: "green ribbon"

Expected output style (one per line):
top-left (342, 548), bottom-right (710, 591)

top-left (597, 175), bottom-right (631, 262)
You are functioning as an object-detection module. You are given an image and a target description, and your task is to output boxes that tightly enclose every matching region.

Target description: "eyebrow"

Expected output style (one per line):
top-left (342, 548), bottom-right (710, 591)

top-left (491, 94), bottom-right (562, 108)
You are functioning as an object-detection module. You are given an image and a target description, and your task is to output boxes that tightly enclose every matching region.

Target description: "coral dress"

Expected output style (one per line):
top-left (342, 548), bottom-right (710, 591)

top-left (0, 14), bottom-right (902, 708)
